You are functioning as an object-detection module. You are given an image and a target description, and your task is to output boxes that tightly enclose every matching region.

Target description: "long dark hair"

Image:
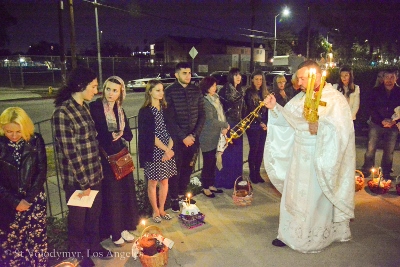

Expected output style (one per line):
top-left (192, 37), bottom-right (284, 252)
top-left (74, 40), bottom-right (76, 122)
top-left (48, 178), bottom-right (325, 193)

top-left (54, 67), bottom-right (97, 106)
top-left (227, 68), bottom-right (241, 90)
top-left (250, 70), bottom-right (268, 99)
top-left (337, 65), bottom-right (355, 97)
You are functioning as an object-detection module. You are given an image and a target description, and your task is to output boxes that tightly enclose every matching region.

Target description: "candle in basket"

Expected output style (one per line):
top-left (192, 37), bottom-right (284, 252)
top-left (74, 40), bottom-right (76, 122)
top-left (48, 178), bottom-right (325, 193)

top-left (186, 193), bottom-right (191, 206)
top-left (371, 168), bottom-right (378, 183)
top-left (140, 219), bottom-right (146, 233)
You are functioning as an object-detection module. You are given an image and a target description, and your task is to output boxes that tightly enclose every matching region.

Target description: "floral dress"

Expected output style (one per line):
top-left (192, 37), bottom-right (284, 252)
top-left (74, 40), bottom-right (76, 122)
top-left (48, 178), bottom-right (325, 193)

top-left (144, 106), bottom-right (177, 181)
top-left (0, 140), bottom-right (48, 267)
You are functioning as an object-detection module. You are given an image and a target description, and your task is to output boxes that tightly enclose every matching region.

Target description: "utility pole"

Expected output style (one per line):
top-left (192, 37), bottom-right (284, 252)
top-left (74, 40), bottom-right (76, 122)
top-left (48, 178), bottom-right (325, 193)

top-left (94, 0), bottom-right (103, 86)
top-left (306, 5), bottom-right (311, 59)
top-left (58, 0), bottom-right (67, 84)
top-left (250, 0), bottom-right (255, 73)
top-left (69, 0), bottom-right (77, 69)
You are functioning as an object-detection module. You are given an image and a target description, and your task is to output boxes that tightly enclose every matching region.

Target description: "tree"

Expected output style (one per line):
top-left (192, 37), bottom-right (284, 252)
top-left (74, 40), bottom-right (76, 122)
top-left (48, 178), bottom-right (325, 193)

top-left (314, 1), bottom-right (400, 64)
top-left (0, 4), bottom-right (17, 48)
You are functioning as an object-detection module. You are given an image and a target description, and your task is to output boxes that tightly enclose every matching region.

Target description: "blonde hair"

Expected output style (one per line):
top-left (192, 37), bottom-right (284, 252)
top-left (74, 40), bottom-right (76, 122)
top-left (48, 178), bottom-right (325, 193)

top-left (0, 107), bottom-right (35, 141)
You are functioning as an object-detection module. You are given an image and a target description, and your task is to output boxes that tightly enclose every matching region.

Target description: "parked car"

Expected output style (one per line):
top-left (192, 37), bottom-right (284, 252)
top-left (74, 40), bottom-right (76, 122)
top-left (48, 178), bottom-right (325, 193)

top-left (126, 72), bottom-right (204, 91)
top-left (126, 73), bottom-right (174, 91)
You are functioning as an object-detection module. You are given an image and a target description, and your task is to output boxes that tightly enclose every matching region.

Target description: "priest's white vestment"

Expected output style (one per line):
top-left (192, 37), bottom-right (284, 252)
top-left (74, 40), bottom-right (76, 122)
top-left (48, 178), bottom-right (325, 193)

top-left (264, 83), bottom-right (355, 253)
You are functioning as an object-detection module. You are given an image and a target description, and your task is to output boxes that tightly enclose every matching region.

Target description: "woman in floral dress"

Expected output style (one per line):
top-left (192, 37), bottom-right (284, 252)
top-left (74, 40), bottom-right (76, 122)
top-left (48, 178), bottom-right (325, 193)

top-left (0, 107), bottom-right (47, 266)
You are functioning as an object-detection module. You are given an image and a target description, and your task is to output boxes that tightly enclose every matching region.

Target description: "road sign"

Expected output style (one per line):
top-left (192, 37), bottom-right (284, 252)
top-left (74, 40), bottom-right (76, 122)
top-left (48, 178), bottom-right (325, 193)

top-left (189, 47), bottom-right (198, 59)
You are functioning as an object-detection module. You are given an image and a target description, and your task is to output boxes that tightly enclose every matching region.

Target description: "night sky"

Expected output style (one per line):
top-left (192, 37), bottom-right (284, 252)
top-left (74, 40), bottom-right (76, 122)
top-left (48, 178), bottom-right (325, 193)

top-left (3, 0), bottom-right (309, 54)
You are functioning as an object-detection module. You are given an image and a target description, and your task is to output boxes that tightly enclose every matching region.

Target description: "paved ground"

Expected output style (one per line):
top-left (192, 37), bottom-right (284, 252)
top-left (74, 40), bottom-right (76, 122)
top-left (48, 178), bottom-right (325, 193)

top-left (2, 88), bottom-right (400, 267)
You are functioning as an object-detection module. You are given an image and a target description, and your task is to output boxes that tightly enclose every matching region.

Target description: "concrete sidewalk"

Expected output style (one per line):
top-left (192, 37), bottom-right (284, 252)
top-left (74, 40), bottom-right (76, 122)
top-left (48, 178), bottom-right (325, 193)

top-left (0, 87), bottom-right (48, 101)
top-left (87, 143), bottom-right (400, 267)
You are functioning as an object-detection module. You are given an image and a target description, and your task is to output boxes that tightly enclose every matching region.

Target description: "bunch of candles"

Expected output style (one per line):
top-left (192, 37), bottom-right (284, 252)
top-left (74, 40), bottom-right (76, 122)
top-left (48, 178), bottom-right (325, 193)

top-left (303, 68), bottom-right (327, 122)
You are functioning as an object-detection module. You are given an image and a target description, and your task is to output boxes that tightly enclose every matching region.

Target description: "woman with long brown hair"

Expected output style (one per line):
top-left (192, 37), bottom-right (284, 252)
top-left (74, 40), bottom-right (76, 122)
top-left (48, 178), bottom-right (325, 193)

top-left (138, 80), bottom-right (177, 223)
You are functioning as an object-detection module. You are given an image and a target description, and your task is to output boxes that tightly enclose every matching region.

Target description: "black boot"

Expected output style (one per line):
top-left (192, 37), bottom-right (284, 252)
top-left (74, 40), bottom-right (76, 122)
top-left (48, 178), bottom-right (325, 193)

top-left (255, 159), bottom-right (265, 183)
top-left (248, 160), bottom-right (259, 184)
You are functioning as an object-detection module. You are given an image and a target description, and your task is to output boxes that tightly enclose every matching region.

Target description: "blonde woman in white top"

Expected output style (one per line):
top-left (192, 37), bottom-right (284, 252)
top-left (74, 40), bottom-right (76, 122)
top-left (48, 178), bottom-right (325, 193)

top-left (333, 66), bottom-right (360, 120)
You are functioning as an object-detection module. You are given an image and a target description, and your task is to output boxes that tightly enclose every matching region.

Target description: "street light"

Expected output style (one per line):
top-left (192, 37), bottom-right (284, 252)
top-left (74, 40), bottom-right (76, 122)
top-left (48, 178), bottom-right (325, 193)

top-left (274, 7), bottom-right (290, 57)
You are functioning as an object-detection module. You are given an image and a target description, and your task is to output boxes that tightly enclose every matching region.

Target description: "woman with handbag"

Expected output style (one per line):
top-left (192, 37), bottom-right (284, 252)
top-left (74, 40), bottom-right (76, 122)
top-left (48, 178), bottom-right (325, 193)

top-left (89, 76), bottom-right (139, 247)
top-left (0, 107), bottom-right (48, 266)
top-left (138, 80), bottom-right (177, 223)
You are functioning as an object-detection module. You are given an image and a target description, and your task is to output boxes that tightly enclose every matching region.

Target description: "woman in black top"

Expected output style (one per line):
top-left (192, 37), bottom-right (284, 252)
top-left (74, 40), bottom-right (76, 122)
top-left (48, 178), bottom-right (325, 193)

top-left (216, 68), bottom-right (245, 188)
top-left (244, 70), bottom-right (268, 183)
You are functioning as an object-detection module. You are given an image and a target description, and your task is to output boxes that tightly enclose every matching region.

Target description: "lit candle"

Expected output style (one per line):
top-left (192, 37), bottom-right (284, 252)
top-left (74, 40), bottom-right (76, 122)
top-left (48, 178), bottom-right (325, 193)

top-left (309, 68), bottom-right (316, 98)
top-left (187, 193), bottom-right (191, 206)
top-left (140, 219), bottom-right (146, 233)
top-left (371, 168), bottom-right (376, 182)
top-left (315, 70), bottom-right (326, 106)
top-left (306, 68), bottom-right (312, 100)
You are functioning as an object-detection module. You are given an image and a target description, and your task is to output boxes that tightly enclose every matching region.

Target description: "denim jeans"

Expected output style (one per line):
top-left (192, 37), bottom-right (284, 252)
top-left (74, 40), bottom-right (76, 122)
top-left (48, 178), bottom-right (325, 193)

top-left (362, 121), bottom-right (399, 177)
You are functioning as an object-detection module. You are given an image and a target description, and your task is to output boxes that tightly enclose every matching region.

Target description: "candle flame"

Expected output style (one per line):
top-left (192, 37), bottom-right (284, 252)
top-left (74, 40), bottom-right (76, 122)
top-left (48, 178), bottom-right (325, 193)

top-left (187, 193), bottom-right (191, 198)
top-left (371, 168), bottom-right (376, 173)
top-left (141, 219), bottom-right (146, 226)
top-left (322, 70), bottom-right (326, 77)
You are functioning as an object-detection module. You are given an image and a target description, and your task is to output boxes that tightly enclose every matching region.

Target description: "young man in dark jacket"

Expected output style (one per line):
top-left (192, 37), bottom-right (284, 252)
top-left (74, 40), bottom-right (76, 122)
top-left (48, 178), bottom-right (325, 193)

top-left (362, 69), bottom-right (400, 179)
top-left (165, 62), bottom-right (205, 212)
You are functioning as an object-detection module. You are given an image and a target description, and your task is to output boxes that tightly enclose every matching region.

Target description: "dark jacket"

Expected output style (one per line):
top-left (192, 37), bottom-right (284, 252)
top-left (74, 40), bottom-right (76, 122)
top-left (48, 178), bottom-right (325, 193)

top-left (0, 133), bottom-right (47, 227)
top-left (138, 106), bottom-right (156, 167)
top-left (369, 84), bottom-right (400, 127)
top-left (219, 82), bottom-right (245, 124)
top-left (89, 98), bottom-right (133, 155)
top-left (244, 87), bottom-right (267, 127)
top-left (164, 81), bottom-right (205, 142)
top-left (275, 85), bottom-right (296, 107)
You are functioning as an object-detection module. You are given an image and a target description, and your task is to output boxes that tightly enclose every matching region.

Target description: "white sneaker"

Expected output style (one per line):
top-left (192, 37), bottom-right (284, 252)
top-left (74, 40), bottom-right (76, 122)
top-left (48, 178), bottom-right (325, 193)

top-left (121, 230), bottom-right (135, 243)
top-left (113, 237), bottom-right (125, 247)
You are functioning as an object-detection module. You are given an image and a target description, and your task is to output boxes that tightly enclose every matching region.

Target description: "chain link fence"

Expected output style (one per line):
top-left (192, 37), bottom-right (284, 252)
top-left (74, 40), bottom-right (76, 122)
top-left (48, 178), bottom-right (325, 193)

top-left (0, 55), bottom-right (170, 88)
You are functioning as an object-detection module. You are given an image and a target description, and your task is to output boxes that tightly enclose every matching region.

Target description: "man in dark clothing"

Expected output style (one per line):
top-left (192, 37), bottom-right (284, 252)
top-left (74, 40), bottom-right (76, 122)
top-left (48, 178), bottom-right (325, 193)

top-left (362, 69), bottom-right (400, 179)
top-left (165, 62), bottom-right (205, 212)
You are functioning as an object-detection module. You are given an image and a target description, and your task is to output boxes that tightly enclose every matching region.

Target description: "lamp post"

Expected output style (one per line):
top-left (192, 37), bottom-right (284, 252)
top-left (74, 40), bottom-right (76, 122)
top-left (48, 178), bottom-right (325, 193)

top-left (274, 7), bottom-right (290, 57)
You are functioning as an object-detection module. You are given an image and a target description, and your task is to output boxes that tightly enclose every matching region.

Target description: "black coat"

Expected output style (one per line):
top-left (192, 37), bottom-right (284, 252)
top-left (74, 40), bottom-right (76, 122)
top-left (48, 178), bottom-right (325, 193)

top-left (0, 133), bottom-right (47, 228)
top-left (164, 81), bottom-right (205, 142)
top-left (219, 82), bottom-right (245, 124)
top-left (138, 106), bottom-right (156, 168)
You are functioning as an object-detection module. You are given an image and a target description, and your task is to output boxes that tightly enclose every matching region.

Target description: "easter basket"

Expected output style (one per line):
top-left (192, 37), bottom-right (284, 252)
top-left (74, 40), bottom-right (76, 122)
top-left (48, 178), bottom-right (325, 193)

top-left (355, 170), bottom-right (365, 192)
top-left (232, 176), bottom-right (253, 206)
top-left (179, 213), bottom-right (206, 229)
top-left (367, 179), bottom-right (392, 195)
top-left (137, 226), bottom-right (169, 267)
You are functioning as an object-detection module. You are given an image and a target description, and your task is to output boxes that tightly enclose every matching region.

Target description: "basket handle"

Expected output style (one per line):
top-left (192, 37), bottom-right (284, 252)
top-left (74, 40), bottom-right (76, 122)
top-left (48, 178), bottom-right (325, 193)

top-left (355, 170), bottom-right (364, 179)
top-left (233, 176), bottom-right (251, 192)
top-left (140, 225), bottom-right (163, 239)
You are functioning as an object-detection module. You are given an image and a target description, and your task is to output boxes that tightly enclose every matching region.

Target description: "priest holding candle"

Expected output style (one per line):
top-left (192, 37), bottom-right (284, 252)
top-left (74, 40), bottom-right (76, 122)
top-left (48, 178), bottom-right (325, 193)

top-left (263, 60), bottom-right (356, 253)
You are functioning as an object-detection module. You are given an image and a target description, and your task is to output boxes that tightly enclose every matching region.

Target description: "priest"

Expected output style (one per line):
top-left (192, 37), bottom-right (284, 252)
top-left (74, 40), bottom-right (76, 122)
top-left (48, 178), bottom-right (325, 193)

top-left (263, 60), bottom-right (355, 253)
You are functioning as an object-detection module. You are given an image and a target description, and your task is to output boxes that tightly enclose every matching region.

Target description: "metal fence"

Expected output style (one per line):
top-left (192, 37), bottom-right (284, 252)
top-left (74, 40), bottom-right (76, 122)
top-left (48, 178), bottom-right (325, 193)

top-left (37, 115), bottom-right (203, 218)
top-left (0, 55), bottom-right (170, 88)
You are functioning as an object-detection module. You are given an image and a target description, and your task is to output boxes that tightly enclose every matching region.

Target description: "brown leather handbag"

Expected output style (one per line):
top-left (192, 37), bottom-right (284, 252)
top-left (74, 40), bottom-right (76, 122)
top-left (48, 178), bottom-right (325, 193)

top-left (101, 147), bottom-right (135, 180)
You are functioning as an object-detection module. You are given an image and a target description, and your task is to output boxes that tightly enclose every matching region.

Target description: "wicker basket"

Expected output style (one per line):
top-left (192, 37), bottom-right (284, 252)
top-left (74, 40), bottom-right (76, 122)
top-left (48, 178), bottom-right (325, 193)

top-left (367, 180), bottom-right (391, 195)
top-left (138, 226), bottom-right (168, 267)
top-left (179, 213), bottom-right (205, 229)
top-left (355, 170), bottom-right (365, 192)
top-left (232, 176), bottom-right (253, 206)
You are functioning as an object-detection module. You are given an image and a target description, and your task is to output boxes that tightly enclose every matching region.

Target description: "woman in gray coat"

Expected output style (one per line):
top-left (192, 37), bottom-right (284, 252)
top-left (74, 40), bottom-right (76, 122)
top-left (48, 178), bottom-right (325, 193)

top-left (199, 76), bottom-right (230, 198)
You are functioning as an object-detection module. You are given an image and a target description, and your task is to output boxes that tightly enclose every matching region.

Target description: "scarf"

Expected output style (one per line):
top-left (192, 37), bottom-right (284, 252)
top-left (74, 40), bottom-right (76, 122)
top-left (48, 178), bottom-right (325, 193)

top-left (102, 98), bottom-right (125, 132)
top-left (205, 93), bottom-right (226, 122)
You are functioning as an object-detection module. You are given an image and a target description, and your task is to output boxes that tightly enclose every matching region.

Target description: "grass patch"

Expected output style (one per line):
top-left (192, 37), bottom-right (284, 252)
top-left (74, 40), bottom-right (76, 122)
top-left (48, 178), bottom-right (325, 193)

top-left (46, 146), bottom-right (56, 178)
